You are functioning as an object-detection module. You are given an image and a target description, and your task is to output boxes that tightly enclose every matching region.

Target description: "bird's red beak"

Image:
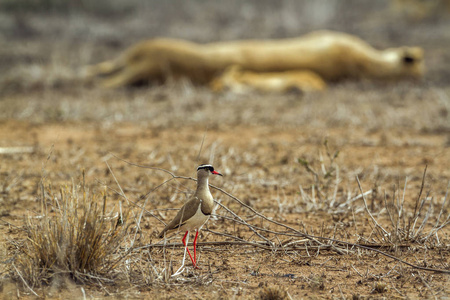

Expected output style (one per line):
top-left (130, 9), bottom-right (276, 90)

top-left (212, 170), bottom-right (223, 176)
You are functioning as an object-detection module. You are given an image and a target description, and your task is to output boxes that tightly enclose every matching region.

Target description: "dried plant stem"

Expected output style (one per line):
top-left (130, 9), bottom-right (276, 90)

top-left (356, 176), bottom-right (389, 237)
top-left (12, 263), bottom-right (39, 297)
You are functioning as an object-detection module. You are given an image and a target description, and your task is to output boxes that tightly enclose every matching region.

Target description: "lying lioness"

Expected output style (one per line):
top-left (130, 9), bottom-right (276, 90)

top-left (210, 65), bottom-right (326, 94)
top-left (85, 30), bottom-right (424, 90)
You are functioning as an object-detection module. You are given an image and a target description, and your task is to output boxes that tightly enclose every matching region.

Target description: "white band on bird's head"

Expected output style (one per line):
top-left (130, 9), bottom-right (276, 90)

top-left (197, 164), bottom-right (214, 172)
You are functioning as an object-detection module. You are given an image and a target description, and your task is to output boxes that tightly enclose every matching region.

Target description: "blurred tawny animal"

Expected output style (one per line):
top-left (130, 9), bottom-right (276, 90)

top-left (84, 30), bottom-right (424, 89)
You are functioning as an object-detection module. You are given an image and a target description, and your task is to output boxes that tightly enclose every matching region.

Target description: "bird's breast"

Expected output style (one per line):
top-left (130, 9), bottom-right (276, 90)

top-left (182, 201), bottom-right (210, 231)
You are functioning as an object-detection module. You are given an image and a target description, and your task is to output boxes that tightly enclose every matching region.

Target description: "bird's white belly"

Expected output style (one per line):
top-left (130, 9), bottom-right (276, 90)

top-left (181, 203), bottom-right (210, 232)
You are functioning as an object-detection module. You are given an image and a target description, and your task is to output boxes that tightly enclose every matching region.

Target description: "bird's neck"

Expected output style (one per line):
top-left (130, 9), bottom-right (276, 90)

top-left (196, 176), bottom-right (210, 195)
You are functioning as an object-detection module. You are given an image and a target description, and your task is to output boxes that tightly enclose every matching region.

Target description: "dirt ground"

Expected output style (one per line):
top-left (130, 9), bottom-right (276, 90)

top-left (1, 1), bottom-right (449, 299)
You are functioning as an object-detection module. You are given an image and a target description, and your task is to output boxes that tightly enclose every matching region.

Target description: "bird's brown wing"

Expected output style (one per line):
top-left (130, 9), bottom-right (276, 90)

top-left (158, 196), bottom-right (201, 238)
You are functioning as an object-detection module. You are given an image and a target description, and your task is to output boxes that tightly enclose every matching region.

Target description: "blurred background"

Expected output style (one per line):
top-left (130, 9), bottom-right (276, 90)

top-left (0, 0), bottom-right (449, 127)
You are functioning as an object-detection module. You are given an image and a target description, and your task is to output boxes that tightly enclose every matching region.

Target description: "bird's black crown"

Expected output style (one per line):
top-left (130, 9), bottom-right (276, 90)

top-left (197, 164), bottom-right (215, 172)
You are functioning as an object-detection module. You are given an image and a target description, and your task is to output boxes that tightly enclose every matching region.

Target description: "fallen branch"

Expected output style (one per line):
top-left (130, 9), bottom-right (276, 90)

top-left (134, 240), bottom-right (336, 252)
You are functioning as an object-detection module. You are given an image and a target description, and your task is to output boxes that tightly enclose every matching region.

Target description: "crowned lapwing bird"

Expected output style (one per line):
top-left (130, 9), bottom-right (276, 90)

top-left (159, 164), bottom-right (222, 273)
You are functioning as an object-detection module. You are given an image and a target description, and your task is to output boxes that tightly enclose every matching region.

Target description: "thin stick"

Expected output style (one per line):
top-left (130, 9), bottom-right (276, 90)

top-left (337, 190), bottom-right (372, 208)
top-left (105, 160), bottom-right (128, 203)
top-left (196, 126), bottom-right (208, 164)
top-left (12, 263), bottom-right (39, 297)
top-left (356, 176), bottom-right (389, 236)
top-left (135, 240), bottom-right (333, 251)
top-left (214, 201), bottom-right (274, 245)
top-left (409, 166), bottom-right (427, 237)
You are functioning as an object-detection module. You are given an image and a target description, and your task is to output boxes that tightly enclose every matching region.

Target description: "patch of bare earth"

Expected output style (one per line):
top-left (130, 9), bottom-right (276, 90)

top-left (0, 119), bottom-right (449, 299)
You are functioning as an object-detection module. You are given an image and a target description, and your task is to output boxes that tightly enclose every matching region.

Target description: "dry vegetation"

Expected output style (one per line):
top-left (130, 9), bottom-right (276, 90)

top-left (0, 0), bottom-right (449, 299)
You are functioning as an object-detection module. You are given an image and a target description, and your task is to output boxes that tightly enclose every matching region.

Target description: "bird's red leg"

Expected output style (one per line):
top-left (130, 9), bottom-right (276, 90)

top-left (182, 231), bottom-right (196, 268)
top-left (193, 230), bottom-right (200, 268)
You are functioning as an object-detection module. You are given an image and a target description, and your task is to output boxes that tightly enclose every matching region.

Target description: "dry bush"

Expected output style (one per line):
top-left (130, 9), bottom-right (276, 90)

top-left (9, 173), bottom-right (128, 290)
top-left (358, 168), bottom-right (450, 247)
top-left (298, 140), bottom-right (340, 202)
top-left (297, 141), bottom-right (450, 248)
top-left (296, 139), bottom-right (358, 213)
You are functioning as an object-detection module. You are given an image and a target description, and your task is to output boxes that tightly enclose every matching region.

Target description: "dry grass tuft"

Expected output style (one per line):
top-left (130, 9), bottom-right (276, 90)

top-left (298, 139), bottom-right (339, 199)
top-left (358, 167), bottom-right (450, 247)
top-left (306, 274), bottom-right (326, 291)
top-left (256, 285), bottom-right (290, 300)
top-left (9, 172), bottom-right (128, 290)
top-left (371, 282), bottom-right (388, 294)
top-left (296, 139), bottom-right (351, 213)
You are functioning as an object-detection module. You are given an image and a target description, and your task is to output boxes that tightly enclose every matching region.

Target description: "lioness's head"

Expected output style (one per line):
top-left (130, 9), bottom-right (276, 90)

top-left (386, 46), bottom-right (424, 79)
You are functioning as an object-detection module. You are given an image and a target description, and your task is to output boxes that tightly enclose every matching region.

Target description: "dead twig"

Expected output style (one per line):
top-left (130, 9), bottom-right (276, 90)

top-left (135, 240), bottom-right (335, 252)
top-left (11, 263), bottom-right (40, 297)
top-left (356, 176), bottom-right (389, 237)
